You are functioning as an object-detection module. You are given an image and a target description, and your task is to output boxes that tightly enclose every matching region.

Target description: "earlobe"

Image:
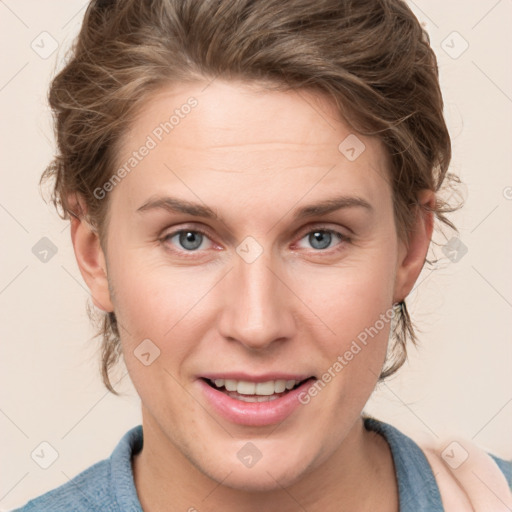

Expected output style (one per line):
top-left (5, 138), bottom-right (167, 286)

top-left (393, 190), bottom-right (435, 303)
top-left (68, 194), bottom-right (114, 313)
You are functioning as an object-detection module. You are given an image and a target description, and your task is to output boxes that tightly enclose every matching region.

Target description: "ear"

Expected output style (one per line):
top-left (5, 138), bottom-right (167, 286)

top-left (393, 189), bottom-right (435, 303)
top-left (68, 194), bottom-right (114, 312)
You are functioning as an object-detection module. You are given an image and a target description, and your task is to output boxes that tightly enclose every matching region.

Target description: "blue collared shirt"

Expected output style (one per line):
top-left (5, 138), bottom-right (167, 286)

top-left (12, 417), bottom-right (512, 511)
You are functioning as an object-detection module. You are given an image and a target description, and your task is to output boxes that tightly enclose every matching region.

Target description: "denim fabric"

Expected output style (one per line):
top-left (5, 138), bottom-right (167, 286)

top-left (12, 427), bottom-right (144, 512)
top-left (365, 417), bottom-right (443, 511)
top-left (12, 418), bottom-right (512, 511)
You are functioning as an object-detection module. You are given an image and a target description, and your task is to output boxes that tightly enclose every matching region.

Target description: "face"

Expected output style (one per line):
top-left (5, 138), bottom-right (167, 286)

top-left (76, 79), bottom-right (430, 491)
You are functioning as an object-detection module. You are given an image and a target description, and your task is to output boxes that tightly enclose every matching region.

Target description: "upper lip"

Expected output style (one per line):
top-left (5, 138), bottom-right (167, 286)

top-left (200, 372), bottom-right (315, 383)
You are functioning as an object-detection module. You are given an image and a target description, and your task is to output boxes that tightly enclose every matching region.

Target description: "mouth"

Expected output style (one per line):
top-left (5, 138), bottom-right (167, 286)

top-left (197, 375), bottom-right (317, 426)
top-left (201, 377), bottom-right (314, 402)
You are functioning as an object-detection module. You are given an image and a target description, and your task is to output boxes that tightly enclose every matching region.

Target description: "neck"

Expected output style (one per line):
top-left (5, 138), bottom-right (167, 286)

top-left (132, 413), bottom-right (398, 512)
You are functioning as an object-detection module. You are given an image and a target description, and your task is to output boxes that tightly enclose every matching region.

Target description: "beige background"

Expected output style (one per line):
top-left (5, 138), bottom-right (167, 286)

top-left (1, 0), bottom-right (511, 509)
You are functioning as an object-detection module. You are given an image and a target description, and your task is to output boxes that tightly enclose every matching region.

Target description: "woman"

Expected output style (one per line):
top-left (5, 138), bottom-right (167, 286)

top-left (14, 0), bottom-right (512, 510)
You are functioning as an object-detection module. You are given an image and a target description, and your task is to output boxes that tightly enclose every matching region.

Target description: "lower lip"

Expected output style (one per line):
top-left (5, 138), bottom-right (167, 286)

top-left (197, 379), bottom-right (315, 426)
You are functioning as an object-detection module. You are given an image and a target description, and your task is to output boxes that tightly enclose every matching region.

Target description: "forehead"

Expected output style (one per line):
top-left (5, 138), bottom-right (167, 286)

top-left (112, 79), bottom-right (391, 215)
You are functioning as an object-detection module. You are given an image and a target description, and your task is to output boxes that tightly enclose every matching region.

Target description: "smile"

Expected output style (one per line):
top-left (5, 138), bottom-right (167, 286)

top-left (198, 375), bottom-right (316, 426)
top-left (205, 378), bottom-right (307, 402)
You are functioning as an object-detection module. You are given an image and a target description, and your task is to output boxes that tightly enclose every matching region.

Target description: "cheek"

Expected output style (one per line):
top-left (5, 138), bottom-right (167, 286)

top-left (291, 249), bottom-right (397, 396)
top-left (296, 253), bottom-right (396, 338)
top-left (109, 251), bottom-right (193, 332)
top-left (111, 260), bottom-right (204, 410)
top-left (107, 253), bottom-right (219, 377)
top-left (305, 276), bottom-right (393, 414)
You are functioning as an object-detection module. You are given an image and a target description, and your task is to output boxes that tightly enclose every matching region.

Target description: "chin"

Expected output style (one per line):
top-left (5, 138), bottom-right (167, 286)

top-left (218, 464), bottom-right (306, 493)
top-left (194, 444), bottom-right (317, 493)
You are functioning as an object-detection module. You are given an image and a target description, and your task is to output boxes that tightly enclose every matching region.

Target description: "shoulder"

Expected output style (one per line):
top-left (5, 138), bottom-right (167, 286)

top-left (490, 453), bottom-right (512, 489)
top-left (363, 416), bottom-right (512, 511)
top-left (11, 425), bottom-right (143, 512)
top-left (11, 459), bottom-right (112, 512)
top-left (420, 438), bottom-right (512, 510)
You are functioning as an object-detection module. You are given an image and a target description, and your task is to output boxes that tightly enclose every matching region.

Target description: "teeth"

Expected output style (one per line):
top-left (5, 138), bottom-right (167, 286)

top-left (211, 378), bottom-right (301, 395)
top-left (228, 392), bottom-right (281, 402)
top-left (237, 381), bottom-right (256, 394)
top-left (225, 379), bottom-right (238, 391)
top-left (285, 380), bottom-right (296, 390)
top-left (274, 380), bottom-right (287, 393)
top-left (255, 381), bottom-right (274, 395)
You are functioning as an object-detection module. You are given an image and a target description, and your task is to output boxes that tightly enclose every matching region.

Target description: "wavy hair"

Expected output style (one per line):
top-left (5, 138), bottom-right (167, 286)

top-left (42, 0), bottom-right (460, 393)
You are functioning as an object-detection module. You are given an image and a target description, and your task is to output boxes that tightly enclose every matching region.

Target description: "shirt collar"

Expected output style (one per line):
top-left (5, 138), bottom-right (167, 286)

top-left (110, 419), bottom-right (444, 512)
top-left (364, 416), bottom-right (444, 511)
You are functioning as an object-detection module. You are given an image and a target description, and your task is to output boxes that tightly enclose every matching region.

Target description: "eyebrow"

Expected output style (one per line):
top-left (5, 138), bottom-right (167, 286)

top-left (136, 194), bottom-right (373, 221)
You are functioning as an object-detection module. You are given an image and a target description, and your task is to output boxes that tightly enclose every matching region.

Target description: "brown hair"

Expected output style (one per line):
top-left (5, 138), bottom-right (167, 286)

top-left (42, 0), bottom-right (460, 394)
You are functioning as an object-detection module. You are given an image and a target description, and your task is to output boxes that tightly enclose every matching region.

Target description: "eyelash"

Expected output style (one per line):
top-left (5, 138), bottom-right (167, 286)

top-left (160, 224), bottom-right (351, 257)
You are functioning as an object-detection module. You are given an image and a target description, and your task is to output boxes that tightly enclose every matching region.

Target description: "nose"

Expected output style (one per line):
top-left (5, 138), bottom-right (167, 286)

top-left (217, 248), bottom-right (296, 351)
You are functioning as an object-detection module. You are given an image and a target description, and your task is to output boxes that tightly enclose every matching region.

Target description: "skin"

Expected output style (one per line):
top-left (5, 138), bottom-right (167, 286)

top-left (70, 79), bottom-right (434, 511)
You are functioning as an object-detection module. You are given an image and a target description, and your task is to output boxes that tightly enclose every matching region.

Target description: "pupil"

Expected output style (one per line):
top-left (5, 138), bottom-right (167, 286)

top-left (180, 231), bottom-right (202, 250)
top-left (310, 231), bottom-right (331, 250)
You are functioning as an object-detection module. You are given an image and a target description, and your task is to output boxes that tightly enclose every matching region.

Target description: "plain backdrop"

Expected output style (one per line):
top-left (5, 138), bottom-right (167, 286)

top-left (1, 1), bottom-right (511, 509)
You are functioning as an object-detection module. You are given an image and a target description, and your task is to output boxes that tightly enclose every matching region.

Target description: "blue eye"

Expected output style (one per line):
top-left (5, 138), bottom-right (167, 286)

top-left (308, 231), bottom-right (334, 250)
top-left (161, 226), bottom-right (349, 256)
top-left (165, 230), bottom-right (212, 251)
top-left (298, 229), bottom-right (346, 251)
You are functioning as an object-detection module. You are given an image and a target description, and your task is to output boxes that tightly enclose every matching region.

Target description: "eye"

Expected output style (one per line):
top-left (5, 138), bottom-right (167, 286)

top-left (160, 225), bottom-right (350, 256)
top-left (296, 228), bottom-right (349, 252)
top-left (163, 229), bottom-right (214, 252)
